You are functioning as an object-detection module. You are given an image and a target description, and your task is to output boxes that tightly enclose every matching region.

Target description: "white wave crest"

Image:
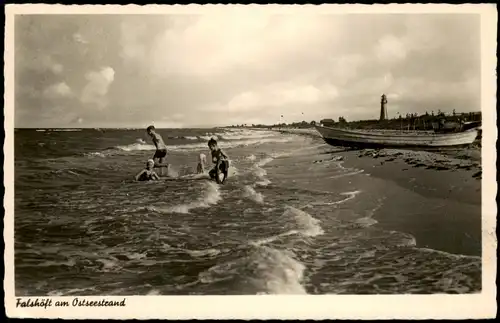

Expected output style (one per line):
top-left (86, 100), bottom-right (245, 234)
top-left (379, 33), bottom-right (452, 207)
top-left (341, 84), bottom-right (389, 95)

top-left (284, 206), bottom-right (324, 237)
top-left (220, 130), bottom-right (277, 141)
top-left (116, 143), bottom-right (156, 151)
top-left (249, 230), bottom-right (299, 246)
top-left (198, 246), bottom-right (307, 294)
top-left (252, 166), bottom-right (267, 178)
top-left (157, 181), bottom-right (222, 214)
top-left (49, 128), bottom-right (83, 132)
top-left (243, 185), bottom-right (264, 204)
top-left (309, 190), bottom-right (362, 207)
top-left (84, 152), bottom-right (107, 158)
top-left (354, 217), bottom-right (379, 227)
top-left (257, 157), bottom-right (274, 167)
top-left (256, 179), bottom-right (272, 187)
top-left (185, 248), bottom-right (221, 258)
top-left (115, 137), bottom-right (293, 153)
top-left (329, 169), bottom-right (365, 179)
top-left (199, 134), bottom-right (219, 141)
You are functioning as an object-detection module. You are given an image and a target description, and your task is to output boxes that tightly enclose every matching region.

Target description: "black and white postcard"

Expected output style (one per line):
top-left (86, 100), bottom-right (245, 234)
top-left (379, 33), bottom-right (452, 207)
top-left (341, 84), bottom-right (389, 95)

top-left (3, 3), bottom-right (497, 319)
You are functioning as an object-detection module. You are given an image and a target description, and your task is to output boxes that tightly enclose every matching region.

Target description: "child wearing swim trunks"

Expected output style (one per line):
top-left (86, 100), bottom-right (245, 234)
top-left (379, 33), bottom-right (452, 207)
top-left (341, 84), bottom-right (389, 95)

top-left (135, 159), bottom-right (160, 181)
top-left (146, 125), bottom-right (169, 176)
top-left (208, 138), bottom-right (229, 184)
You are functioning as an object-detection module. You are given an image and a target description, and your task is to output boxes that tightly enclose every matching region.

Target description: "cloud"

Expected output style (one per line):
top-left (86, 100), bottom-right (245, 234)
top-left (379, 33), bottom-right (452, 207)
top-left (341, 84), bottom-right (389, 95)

top-left (51, 63), bottom-right (64, 74)
top-left (14, 13), bottom-right (481, 127)
top-left (203, 81), bottom-right (339, 115)
top-left (43, 82), bottom-right (73, 99)
top-left (80, 67), bottom-right (115, 109)
top-left (144, 13), bottom-right (342, 78)
top-left (375, 35), bottom-right (407, 63)
top-left (72, 33), bottom-right (89, 44)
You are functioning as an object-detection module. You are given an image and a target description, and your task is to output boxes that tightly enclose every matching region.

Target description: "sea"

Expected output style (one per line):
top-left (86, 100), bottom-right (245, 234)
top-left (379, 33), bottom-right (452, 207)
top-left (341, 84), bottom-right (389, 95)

top-left (14, 127), bottom-right (481, 295)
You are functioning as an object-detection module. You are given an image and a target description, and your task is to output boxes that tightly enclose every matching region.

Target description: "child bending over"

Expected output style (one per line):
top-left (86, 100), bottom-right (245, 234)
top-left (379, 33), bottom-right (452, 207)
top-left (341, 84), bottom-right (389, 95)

top-left (207, 138), bottom-right (230, 184)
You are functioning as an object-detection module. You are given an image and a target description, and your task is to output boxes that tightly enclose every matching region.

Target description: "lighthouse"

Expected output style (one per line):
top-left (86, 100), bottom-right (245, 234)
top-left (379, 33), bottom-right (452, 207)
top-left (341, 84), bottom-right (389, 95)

top-left (380, 94), bottom-right (388, 121)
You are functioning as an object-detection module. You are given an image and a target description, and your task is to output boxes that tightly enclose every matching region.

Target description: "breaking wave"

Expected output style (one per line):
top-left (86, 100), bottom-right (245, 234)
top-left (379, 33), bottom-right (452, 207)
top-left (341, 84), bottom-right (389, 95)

top-left (156, 181), bottom-right (222, 214)
top-left (198, 246), bottom-right (307, 294)
top-left (114, 137), bottom-right (293, 153)
top-left (243, 185), bottom-right (264, 204)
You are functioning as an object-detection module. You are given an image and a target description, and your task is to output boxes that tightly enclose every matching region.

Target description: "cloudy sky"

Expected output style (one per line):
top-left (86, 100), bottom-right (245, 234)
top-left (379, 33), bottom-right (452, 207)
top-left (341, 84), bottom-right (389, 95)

top-left (14, 11), bottom-right (480, 128)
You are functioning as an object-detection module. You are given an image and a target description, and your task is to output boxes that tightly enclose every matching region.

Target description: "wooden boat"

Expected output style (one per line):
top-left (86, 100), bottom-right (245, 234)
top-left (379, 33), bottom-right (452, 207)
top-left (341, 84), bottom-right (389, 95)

top-left (314, 125), bottom-right (479, 149)
top-left (431, 120), bottom-right (481, 133)
top-left (462, 121), bottom-right (482, 131)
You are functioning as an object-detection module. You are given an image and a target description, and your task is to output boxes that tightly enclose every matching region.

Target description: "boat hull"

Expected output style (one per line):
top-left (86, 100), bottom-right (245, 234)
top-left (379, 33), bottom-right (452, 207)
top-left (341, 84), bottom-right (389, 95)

top-left (315, 125), bottom-right (478, 149)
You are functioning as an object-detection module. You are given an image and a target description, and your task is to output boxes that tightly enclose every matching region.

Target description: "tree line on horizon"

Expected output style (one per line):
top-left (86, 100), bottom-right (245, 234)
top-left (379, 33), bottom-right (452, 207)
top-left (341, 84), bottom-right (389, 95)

top-left (227, 110), bottom-right (481, 131)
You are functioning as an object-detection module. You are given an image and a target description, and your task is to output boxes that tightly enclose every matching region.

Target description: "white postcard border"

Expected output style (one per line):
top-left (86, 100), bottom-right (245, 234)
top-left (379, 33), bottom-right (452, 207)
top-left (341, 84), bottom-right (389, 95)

top-left (3, 3), bottom-right (497, 319)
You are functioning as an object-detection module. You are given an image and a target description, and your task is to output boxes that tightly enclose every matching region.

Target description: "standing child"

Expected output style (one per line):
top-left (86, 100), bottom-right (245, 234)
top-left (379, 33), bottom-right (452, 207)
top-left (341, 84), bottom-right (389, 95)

top-left (207, 138), bottom-right (230, 184)
top-left (146, 125), bottom-right (169, 176)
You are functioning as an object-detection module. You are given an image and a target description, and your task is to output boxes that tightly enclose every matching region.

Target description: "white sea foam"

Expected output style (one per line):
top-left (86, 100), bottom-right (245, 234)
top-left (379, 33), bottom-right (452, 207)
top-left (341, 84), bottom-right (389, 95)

top-left (308, 190), bottom-right (362, 207)
top-left (49, 128), bottom-right (83, 132)
top-left (257, 157), bottom-right (274, 167)
top-left (354, 217), bottom-right (379, 227)
top-left (329, 169), bottom-right (365, 179)
top-left (249, 230), bottom-right (299, 246)
top-left (198, 246), bottom-right (307, 294)
top-left (179, 173), bottom-right (210, 180)
top-left (243, 185), bottom-right (264, 204)
top-left (157, 181), bottom-right (222, 214)
top-left (391, 231), bottom-right (418, 248)
top-left (115, 137), bottom-right (293, 153)
top-left (251, 157), bottom-right (273, 186)
top-left (220, 130), bottom-right (276, 141)
top-left (185, 248), bottom-right (221, 258)
top-left (84, 152), bottom-right (107, 158)
top-left (252, 165), bottom-right (267, 178)
top-left (199, 134), bottom-right (219, 141)
top-left (257, 248), bottom-right (307, 295)
top-left (284, 206), bottom-right (324, 237)
top-left (116, 143), bottom-right (156, 151)
top-left (416, 246), bottom-right (481, 261)
top-left (256, 179), bottom-right (272, 187)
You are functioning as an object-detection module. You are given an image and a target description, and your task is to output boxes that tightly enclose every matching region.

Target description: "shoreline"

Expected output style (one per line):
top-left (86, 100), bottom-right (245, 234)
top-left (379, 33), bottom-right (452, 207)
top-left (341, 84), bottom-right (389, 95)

top-left (275, 128), bottom-right (482, 257)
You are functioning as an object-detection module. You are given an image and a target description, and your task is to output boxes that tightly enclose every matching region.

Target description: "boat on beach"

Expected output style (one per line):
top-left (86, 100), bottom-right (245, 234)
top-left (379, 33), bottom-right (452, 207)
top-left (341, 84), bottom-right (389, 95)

top-left (314, 125), bottom-right (479, 149)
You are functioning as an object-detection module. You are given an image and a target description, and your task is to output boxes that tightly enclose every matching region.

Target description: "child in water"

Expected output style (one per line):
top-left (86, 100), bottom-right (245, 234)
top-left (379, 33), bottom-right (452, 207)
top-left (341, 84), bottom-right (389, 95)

top-left (208, 138), bottom-right (229, 184)
top-left (135, 159), bottom-right (160, 181)
top-left (146, 125), bottom-right (169, 176)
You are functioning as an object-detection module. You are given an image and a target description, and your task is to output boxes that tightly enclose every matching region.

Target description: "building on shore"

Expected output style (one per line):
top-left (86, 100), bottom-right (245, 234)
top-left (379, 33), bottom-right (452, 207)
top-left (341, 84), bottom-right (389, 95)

top-left (320, 118), bottom-right (335, 127)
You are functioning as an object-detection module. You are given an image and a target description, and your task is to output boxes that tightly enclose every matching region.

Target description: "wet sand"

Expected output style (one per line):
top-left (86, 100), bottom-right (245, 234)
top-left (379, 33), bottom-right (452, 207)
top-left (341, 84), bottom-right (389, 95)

top-left (337, 148), bottom-right (481, 256)
top-left (274, 128), bottom-right (482, 256)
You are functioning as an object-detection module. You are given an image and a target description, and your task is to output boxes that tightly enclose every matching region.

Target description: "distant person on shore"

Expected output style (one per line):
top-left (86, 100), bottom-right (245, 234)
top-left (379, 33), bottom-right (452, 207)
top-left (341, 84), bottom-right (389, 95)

top-left (135, 159), bottom-right (160, 182)
top-left (197, 153), bottom-right (207, 174)
top-left (208, 138), bottom-right (229, 184)
top-left (146, 125), bottom-right (169, 176)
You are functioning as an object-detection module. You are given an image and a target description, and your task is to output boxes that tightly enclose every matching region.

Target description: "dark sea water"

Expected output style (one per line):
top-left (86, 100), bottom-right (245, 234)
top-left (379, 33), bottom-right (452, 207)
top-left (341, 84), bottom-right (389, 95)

top-left (14, 128), bottom-right (481, 295)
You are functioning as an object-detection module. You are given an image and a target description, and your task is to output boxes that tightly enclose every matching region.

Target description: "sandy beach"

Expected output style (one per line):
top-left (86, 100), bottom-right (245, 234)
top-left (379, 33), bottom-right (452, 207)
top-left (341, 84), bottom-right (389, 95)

top-left (274, 128), bottom-right (482, 256)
